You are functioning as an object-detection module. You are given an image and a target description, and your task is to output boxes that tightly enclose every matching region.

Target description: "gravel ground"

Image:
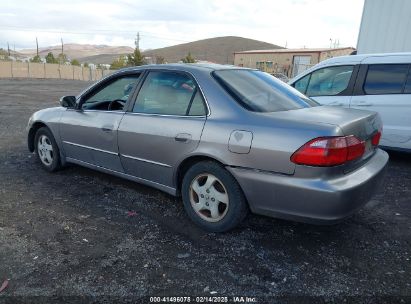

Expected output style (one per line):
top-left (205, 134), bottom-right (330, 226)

top-left (0, 79), bottom-right (410, 304)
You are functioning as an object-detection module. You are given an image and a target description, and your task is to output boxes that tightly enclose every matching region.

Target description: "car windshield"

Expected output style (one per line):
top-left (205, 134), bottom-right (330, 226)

top-left (213, 69), bottom-right (318, 112)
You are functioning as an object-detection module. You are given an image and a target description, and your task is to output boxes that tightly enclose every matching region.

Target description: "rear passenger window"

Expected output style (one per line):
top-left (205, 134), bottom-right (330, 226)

top-left (133, 71), bottom-right (206, 116)
top-left (364, 64), bottom-right (409, 94)
top-left (403, 69), bottom-right (411, 94)
top-left (188, 91), bottom-right (207, 116)
top-left (305, 66), bottom-right (354, 97)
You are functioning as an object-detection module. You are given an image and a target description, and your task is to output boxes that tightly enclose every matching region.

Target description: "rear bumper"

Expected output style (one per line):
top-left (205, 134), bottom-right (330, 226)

top-left (228, 149), bottom-right (389, 224)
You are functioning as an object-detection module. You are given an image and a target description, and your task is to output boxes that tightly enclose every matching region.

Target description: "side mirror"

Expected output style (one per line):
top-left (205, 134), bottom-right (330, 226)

top-left (60, 96), bottom-right (76, 108)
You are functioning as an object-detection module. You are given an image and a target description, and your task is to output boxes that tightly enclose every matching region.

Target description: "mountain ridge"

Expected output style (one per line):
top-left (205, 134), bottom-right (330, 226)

top-left (17, 36), bottom-right (283, 64)
top-left (144, 36), bottom-right (283, 64)
top-left (19, 43), bottom-right (134, 61)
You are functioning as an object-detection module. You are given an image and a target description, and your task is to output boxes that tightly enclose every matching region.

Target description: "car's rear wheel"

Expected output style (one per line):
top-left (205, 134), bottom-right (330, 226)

top-left (182, 161), bottom-right (248, 232)
top-left (34, 127), bottom-right (61, 172)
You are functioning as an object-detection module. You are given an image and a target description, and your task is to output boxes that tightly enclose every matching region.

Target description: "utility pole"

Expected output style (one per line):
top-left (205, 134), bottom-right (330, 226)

top-left (61, 38), bottom-right (64, 55)
top-left (7, 42), bottom-right (10, 56)
top-left (135, 32), bottom-right (140, 50)
top-left (36, 37), bottom-right (39, 56)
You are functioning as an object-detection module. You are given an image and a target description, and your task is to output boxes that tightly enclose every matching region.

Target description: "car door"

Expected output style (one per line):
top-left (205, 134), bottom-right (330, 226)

top-left (59, 73), bottom-right (142, 171)
top-left (118, 70), bottom-right (208, 189)
top-left (292, 65), bottom-right (357, 107)
top-left (350, 61), bottom-right (411, 149)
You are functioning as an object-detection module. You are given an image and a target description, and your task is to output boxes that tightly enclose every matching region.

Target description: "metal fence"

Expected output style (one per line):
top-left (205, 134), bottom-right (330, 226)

top-left (0, 61), bottom-right (114, 81)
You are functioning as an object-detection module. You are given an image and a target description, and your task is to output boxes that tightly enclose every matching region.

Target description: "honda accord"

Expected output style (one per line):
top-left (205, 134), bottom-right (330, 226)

top-left (27, 64), bottom-right (388, 232)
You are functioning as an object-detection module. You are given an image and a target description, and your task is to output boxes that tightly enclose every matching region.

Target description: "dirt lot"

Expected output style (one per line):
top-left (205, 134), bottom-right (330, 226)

top-left (0, 79), bottom-right (410, 303)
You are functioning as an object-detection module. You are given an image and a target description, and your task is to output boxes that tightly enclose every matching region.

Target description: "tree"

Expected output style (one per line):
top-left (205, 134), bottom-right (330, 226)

top-left (57, 53), bottom-right (67, 64)
top-left (30, 55), bottom-right (42, 63)
top-left (45, 52), bottom-right (57, 64)
top-left (181, 52), bottom-right (196, 63)
top-left (110, 55), bottom-right (128, 70)
top-left (155, 55), bottom-right (165, 64)
top-left (70, 59), bottom-right (80, 66)
top-left (127, 48), bottom-right (145, 66)
top-left (0, 48), bottom-right (10, 61)
top-left (83, 62), bottom-right (89, 68)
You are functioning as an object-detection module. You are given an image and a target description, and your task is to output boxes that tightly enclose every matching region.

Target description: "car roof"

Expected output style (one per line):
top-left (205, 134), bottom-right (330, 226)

top-left (316, 52), bottom-right (411, 66)
top-left (289, 52), bottom-right (411, 83)
top-left (119, 63), bottom-right (252, 74)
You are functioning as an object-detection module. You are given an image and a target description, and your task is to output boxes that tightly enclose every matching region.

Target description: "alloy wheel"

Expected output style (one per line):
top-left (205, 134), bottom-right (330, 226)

top-left (189, 173), bottom-right (229, 222)
top-left (37, 135), bottom-right (53, 166)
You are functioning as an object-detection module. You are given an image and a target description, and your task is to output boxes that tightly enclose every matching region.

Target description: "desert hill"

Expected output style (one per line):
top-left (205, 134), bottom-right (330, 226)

top-left (19, 44), bottom-right (134, 62)
top-left (144, 36), bottom-right (283, 64)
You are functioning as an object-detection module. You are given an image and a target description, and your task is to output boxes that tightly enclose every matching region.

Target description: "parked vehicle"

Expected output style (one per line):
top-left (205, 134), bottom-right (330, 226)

top-left (289, 52), bottom-right (411, 152)
top-left (27, 64), bottom-right (388, 232)
top-left (271, 72), bottom-right (289, 83)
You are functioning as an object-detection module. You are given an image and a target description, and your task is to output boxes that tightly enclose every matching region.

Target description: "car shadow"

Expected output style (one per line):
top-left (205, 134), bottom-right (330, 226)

top-left (58, 162), bottom-right (380, 248)
top-left (384, 148), bottom-right (410, 162)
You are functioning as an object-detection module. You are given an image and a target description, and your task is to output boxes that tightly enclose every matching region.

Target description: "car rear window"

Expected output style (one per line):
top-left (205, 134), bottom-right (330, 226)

top-left (213, 70), bottom-right (318, 112)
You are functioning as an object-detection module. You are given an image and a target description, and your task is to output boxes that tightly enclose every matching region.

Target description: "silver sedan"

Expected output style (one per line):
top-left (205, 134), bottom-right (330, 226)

top-left (27, 64), bottom-right (388, 232)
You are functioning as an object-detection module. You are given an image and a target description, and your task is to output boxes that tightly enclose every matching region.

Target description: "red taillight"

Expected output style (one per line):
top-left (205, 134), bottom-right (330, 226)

top-left (345, 135), bottom-right (366, 161)
top-left (372, 131), bottom-right (381, 146)
top-left (291, 136), bottom-right (365, 166)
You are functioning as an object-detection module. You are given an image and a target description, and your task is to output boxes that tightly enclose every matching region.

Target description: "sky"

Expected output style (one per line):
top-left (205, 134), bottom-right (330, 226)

top-left (0, 0), bottom-right (365, 51)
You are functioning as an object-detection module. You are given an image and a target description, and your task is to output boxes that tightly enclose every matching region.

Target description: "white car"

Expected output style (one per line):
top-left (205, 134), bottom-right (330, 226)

top-left (289, 53), bottom-right (411, 152)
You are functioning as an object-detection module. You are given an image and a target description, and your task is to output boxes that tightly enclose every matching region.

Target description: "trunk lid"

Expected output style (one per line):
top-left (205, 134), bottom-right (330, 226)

top-left (261, 106), bottom-right (382, 171)
top-left (281, 106), bottom-right (382, 142)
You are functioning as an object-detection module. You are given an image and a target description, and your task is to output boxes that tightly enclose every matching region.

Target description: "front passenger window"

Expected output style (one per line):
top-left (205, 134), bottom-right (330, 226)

top-left (305, 66), bottom-right (354, 97)
top-left (294, 74), bottom-right (311, 94)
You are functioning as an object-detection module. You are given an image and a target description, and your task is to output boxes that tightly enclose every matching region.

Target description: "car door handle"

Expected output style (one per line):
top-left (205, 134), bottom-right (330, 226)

top-left (175, 133), bottom-right (192, 142)
top-left (329, 102), bottom-right (344, 106)
top-left (351, 101), bottom-right (373, 106)
top-left (101, 126), bottom-right (114, 132)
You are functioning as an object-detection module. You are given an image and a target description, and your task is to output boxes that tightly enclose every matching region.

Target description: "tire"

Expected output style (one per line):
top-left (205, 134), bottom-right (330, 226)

top-left (182, 161), bottom-right (249, 232)
top-left (34, 127), bottom-right (62, 172)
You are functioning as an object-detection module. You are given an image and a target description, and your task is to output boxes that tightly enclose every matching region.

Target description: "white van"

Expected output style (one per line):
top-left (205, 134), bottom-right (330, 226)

top-left (289, 53), bottom-right (411, 152)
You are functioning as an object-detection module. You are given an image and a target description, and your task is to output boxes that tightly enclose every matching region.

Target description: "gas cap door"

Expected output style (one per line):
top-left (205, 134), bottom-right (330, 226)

top-left (228, 130), bottom-right (253, 154)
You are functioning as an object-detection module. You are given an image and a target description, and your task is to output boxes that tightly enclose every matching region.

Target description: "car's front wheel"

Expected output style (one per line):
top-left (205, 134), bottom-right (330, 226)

top-left (182, 161), bottom-right (249, 232)
top-left (34, 127), bottom-right (62, 172)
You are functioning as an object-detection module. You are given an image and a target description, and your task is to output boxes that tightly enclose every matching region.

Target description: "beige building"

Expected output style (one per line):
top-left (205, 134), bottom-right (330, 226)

top-left (234, 47), bottom-right (355, 78)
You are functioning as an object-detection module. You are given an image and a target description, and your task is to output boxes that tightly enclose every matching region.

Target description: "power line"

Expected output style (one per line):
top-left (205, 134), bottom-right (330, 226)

top-left (0, 25), bottom-right (191, 43)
